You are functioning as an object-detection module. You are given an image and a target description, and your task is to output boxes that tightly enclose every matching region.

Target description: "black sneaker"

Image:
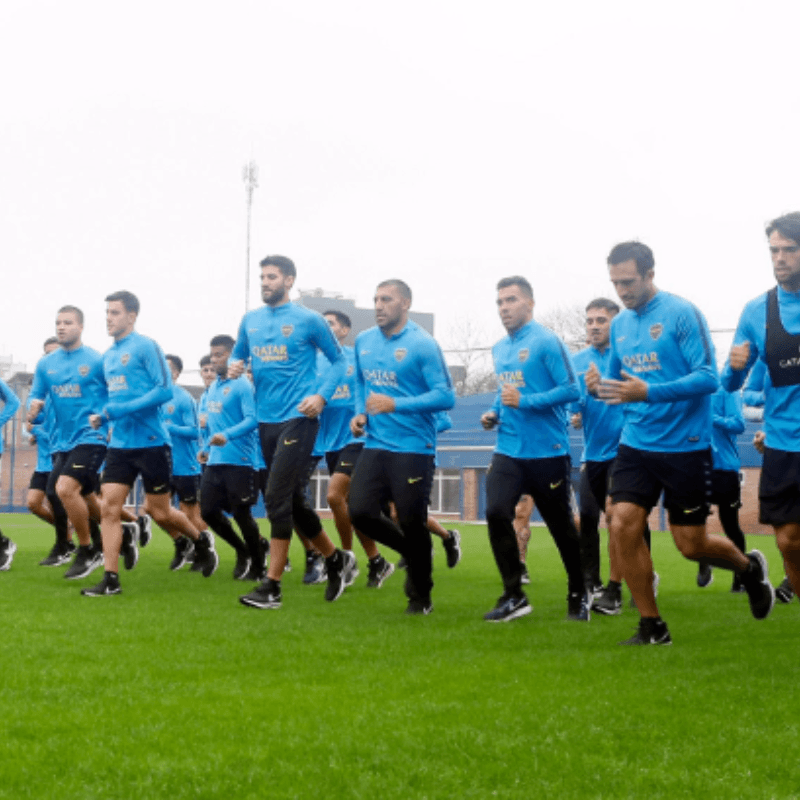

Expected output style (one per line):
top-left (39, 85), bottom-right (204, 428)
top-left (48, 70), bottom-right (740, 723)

top-left (442, 530), bottom-right (462, 568)
top-left (366, 556), bottom-right (395, 588)
top-left (741, 550), bottom-right (775, 620)
top-left (64, 545), bottom-right (104, 580)
top-left (697, 563), bottom-right (713, 588)
top-left (520, 563), bottom-right (531, 585)
top-left (39, 541), bottom-right (73, 567)
top-left (120, 526), bottom-right (139, 570)
top-left (303, 552), bottom-right (327, 585)
top-left (731, 575), bottom-right (745, 593)
top-left (619, 617), bottom-right (672, 645)
top-left (592, 584), bottom-right (622, 616)
top-left (137, 514), bottom-right (152, 547)
top-left (192, 531), bottom-right (219, 578)
top-left (233, 551), bottom-right (251, 581)
top-left (567, 590), bottom-right (591, 621)
top-left (81, 571), bottom-right (121, 597)
top-left (344, 551), bottom-right (360, 586)
top-left (406, 597), bottom-right (433, 615)
top-left (484, 592), bottom-right (532, 622)
top-left (325, 549), bottom-right (357, 602)
top-left (775, 576), bottom-right (795, 604)
top-left (239, 577), bottom-right (282, 609)
top-left (169, 537), bottom-right (194, 571)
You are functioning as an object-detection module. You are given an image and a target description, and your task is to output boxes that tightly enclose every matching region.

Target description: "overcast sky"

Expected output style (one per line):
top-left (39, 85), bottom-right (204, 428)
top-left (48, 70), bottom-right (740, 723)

top-left (2, 1), bottom-right (797, 379)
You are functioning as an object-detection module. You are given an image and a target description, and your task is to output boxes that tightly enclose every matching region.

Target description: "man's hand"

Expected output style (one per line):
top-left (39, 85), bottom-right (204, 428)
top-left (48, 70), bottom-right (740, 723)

top-left (27, 399), bottom-right (44, 424)
top-left (596, 370), bottom-right (649, 404)
top-left (481, 411), bottom-right (499, 430)
top-left (584, 362), bottom-right (601, 396)
top-left (728, 341), bottom-right (751, 372)
top-left (89, 414), bottom-right (103, 430)
top-left (753, 429), bottom-right (766, 454)
top-left (227, 359), bottom-right (245, 379)
top-left (298, 394), bottom-right (326, 418)
top-left (209, 433), bottom-right (227, 447)
top-left (365, 393), bottom-right (395, 415)
top-left (350, 413), bottom-right (367, 437)
top-left (198, 451), bottom-right (209, 464)
top-left (570, 412), bottom-right (583, 430)
top-left (199, 413), bottom-right (208, 429)
top-left (500, 384), bottom-right (521, 408)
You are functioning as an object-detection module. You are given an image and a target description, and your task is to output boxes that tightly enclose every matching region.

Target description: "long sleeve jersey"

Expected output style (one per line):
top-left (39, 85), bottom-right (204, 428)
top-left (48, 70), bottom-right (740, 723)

top-left (487, 319), bottom-right (579, 460)
top-left (102, 331), bottom-right (172, 449)
top-left (710, 387), bottom-right (745, 472)
top-left (605, 291), bottom-right (718, 453)
top-left (354, 320), bottom-right (455, 455)
top-left (204, 376), bottom-right (258, 467)
top-left (29, 345), bottom-right (108, 453)
top-left (232, 302), bottom-right (346, 424)
top-left (0, 379), bottom-right (21, 457)
top-left (162, 385), bottom-right (201, 476)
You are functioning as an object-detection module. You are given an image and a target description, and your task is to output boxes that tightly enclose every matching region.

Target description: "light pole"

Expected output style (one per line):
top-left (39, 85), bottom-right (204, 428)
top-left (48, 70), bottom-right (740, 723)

top-left (242, 160), bottom-right (259, 312)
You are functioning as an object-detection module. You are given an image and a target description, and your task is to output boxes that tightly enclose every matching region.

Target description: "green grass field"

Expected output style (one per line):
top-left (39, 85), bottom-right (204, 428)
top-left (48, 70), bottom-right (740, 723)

top-left (0, 513), bottom-right (798, 800)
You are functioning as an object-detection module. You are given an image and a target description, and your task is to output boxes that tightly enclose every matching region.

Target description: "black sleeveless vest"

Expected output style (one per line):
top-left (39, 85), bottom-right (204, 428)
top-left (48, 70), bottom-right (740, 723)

top-left (765, 287), bottom-right (800, 388)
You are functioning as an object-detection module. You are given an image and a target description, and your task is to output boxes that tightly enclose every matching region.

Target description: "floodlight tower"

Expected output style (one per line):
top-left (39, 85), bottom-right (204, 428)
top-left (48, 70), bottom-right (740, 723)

top-left (242, 160), bottom-right (259, 312)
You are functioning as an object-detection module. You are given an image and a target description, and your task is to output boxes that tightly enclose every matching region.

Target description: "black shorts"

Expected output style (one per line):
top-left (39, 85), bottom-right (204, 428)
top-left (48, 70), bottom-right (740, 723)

top-left (581, 459), bottom-right (613, 515)
top-left (609, 444), bottom-right (711, 526)
top-left (29, 471), bottom-right (50, 492)
top-left (172, 474), bottom-right (201, 505)
top-left (759, 447), bottom-right (800, 526)
top-left (200, 465), bottom-right (257, 513)
top-left (101, 446), bottom-right (172, 494)
top-left (710, 469), bottom-right (742, 510)
top-left (48, 445), bottom-right (107, 497)
top-left (325, 442), bottom-right (364, 477)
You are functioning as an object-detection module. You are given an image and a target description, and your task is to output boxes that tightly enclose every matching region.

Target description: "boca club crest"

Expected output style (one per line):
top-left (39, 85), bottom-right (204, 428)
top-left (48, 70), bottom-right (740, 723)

top-left (121, 353), bottom-right (131, 366)
top-left (394, 348), bottom-right (407, 362)
top-left (281, 324), bottom-right (294, 337)
top-left (78, 365), bottom-right (90, 377)
top-left (518, 348), bottom-right (529, 363)
top-left (649, 324), bottom-right (663, 341)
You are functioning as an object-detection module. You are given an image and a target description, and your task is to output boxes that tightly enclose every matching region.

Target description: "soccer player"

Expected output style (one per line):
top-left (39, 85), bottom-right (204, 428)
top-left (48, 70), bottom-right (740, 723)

top-left (199, 335), bottom-right (264, 581)
top-left (318, 309), bottom-right (394, 589)
top-left (696, 386), bottom-right (748, 592)
top-left (162, 354), bottom-right (207, 570)
top-left (347, 279), bottom-right (456, 615)
top-left (480, 276), bottom-right (587, 623)
top-left (82, 291), bottom-right (218, 596)
top-left (586, 241), bottom-right (773, 645)
top-left (26, 336), bottom-right (74, 566)
top-left (0, 376), bottom-right (22, 570)
top-left (28, 306), bottom-right (108, 580)
top-left (232, 255), bottom-right (354, 610)
top-left (571, 297), bottom-right (654, 615)
top-left (721, 211), bottom-right (800, 605)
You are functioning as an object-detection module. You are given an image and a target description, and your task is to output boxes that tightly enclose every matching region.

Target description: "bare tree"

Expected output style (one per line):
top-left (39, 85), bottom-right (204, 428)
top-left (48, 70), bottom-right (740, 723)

top-left (537, 304), bottom-right (586, 352)
top-left (443, 317), bottom-right (497, 396)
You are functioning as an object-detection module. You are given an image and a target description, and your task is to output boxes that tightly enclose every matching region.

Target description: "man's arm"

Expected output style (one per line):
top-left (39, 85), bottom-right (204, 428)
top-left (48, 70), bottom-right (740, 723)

top-left (0, 379), bottom-right (21, 428)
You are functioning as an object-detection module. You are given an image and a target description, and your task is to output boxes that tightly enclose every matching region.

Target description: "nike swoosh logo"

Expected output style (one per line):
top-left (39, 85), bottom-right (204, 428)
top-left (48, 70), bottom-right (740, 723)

top-left (683, 506), bottom-right (701, 514)
top-left (340, 462), bottom-right (352, 467)
top-left (284, 439), bottom-right (298, 446)
top-left (550, 480), bottom-right (564, 489)
top-left (408, 477), bottom-right (423, 484)
top-left (72, 464), bottom-right (85, 469)
top-left (153, 485), bottom-right (166, 492)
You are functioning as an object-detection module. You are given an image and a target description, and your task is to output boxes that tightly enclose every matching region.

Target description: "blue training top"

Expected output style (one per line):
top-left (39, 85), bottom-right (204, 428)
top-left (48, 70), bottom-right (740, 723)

top-left (0, 378), bottom-right (21, 458)
top-left (204, 375), bottom-right (258, 467)
top-left (487, 319), bottom-right (579, 460)
top-left (354, 319), bottom-right (455, 455)
top-left (721, 286), bottom-right (800, 453)
top-left (162, 385), bottom-right (201, 477)
top-left (315, 345), bottom-right (359, 456)
top-left (232, 302), bottom-right (346, 424)
top-left (102, 331), bottom-right (172, 449)
top-left (571, 344), bottom-right (623, 463)
top-left (605, 291), bottom-right (718, 453)
top-left (29, 345), bottom-right (108, 453)
top-left (710, 386), bottom-right (744, 473)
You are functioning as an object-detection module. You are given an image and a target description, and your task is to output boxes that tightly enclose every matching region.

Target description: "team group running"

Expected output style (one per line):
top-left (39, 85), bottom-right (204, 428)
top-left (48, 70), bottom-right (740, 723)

top-left (1, 211), bottom-right (799, 646)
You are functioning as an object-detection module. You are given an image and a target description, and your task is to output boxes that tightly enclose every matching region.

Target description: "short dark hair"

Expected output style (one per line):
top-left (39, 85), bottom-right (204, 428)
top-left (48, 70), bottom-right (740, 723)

top-left (496, 276), bottom-right (534, 300)
top-left (377, 279), bottom-right (412, 302)
top-left (585, 297), bottom-right (620, 315)
top-left (199, 354), bottom-right (212, 368)
top-left (323, 309), bottom-right (352, 329)
top-left (209, 334), bottom-right (236, 352)
top-left (57, 305), bottom-right (84, 324)
top-left (259, 255), bottom-right (296, 278)
top-left (43, 336), bottom-right (59, 349)
top-left (766, 212), bottom-right (800, 245)
top-left (105, 290), bottom-right (140, 314)
top-left (165, 354), bottom-right (183, 374)
top-left (607, 242), bottom-right (654, 277)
